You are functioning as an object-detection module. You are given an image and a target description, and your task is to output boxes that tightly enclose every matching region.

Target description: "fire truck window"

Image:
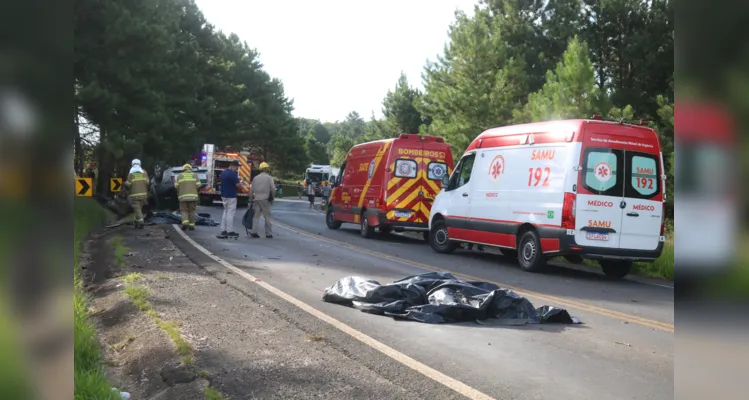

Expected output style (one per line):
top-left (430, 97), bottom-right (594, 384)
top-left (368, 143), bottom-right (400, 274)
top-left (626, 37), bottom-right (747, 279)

top-left (395, 159), bottom-right (418, 178)
top-left (583, 149), bottom-right (622, 196)
top-left (427, 162), bottom-right (448, 181)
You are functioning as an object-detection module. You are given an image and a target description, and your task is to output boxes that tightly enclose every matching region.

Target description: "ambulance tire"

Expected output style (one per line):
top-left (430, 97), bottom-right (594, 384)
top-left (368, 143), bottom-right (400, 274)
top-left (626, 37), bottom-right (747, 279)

top-left (360, 213), bottom-right (375, 238)
top-left (599, 260), bottom-right (632, 279)
top-left (326, 208), bottom-right (342, 230)
top-left (429, 220), bottom-right (457, 254)
top-left (517, 230), bottom-right (547, 273)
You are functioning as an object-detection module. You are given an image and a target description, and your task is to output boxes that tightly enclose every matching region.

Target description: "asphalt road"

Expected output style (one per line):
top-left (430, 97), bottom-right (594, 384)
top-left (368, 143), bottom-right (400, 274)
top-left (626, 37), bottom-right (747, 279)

top-left (186, 198), bottom-right (674, 400)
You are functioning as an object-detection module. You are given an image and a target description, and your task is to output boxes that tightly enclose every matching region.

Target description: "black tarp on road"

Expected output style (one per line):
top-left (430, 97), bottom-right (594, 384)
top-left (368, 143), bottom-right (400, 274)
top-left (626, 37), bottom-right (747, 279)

top-left (322, 272), bottom-right (580, 325)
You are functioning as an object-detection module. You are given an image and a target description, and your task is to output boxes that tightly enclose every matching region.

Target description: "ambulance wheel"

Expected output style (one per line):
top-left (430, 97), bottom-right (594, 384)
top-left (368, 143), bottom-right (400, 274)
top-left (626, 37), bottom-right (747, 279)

top-left (360, 214), bottom-right (375, 238)
top-left (326, 208), bottom-right (341, 230)
top-left (599, 260), bottom-right (632, 279)
top-left (429, 220), bottom-right (457, 254)
top-left (518, 230), bottom-right (547, 272)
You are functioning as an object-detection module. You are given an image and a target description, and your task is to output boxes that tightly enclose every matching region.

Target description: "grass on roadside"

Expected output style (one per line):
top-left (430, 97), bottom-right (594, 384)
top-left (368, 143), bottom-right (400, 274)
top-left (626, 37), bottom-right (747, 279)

top-left (74, 198), bottom-right (120, 399)
top-left (123, 272), bottom-right (141, 285)
top-left (633, 240), bottom-right (674, 280)
top-left (110, 235), bottom-right (128, 266)
top-left (122, 282), bottom-right (194, 365)
top-left (204, 387), bottom-right (224, 400)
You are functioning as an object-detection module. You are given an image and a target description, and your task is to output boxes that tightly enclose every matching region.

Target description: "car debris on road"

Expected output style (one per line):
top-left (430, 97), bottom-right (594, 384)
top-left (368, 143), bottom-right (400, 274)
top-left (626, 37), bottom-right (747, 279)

top-left (322, 271), bottom-right (580, 325)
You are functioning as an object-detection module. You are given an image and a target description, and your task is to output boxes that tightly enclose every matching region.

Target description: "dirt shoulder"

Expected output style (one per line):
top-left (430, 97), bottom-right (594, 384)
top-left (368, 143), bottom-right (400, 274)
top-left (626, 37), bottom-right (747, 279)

top-left (83, 223), bottom-right (461, 400)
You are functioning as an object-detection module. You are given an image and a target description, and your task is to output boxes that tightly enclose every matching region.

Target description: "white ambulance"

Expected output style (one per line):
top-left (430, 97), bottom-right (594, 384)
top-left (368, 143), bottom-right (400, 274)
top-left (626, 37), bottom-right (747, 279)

top-left (428, 117), bottom-right (667, 278)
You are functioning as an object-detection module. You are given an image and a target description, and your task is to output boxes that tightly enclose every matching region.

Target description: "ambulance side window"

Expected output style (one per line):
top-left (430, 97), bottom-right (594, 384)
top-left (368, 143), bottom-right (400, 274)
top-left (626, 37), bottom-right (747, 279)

top-left (448, 153), bottom-right (476, 190)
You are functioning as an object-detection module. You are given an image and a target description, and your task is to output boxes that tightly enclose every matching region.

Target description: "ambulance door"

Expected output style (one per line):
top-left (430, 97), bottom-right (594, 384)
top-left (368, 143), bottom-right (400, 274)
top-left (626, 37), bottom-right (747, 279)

top-left (441, 152), bottom-right (477, 240)
top-left (619, 150), bottom-right (664, 250)
top-left (575, 147), bottom-right (625, 248)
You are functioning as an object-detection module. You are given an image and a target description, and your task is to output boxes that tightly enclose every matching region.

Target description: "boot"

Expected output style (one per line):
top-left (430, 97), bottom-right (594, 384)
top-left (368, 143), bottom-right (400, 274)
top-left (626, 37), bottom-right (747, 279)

top-left (227, 232), bottom-right (239, 238)
top-left (181, 224), bottom-right (188, 231)
top-left (188, 226), bottom-right (195, 231)
top-left (249, 233), bottom-right (260, 238)
top-left (216, 230), bottom-right (228, 239)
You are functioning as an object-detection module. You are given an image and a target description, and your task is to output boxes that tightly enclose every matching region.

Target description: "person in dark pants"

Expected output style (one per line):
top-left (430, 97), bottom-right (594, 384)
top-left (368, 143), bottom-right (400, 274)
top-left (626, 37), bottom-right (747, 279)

top-left (306, 183), bottom-right (316, 209)
top-left (297, 182), bottom-right (303, 199)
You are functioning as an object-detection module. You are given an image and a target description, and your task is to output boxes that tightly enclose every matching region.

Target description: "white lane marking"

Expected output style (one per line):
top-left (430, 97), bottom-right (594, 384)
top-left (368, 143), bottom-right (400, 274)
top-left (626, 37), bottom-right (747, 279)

top-left (173, 224), bottom-right (495, 400)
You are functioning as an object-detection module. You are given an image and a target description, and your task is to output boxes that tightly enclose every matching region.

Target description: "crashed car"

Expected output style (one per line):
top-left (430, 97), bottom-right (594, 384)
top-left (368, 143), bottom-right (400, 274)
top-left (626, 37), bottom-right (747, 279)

top-left (150, 164), bottom-right (208, 210)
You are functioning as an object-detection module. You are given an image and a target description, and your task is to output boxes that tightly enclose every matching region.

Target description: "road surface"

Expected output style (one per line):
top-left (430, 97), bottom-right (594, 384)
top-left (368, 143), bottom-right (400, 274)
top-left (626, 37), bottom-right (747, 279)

top-left (182, 198), bottom-right (673, 400)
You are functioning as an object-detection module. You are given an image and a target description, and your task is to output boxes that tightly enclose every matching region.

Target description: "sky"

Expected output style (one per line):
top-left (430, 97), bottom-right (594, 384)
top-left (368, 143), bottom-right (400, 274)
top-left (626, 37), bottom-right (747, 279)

top-left (194, 0), bottom-right (477, 123)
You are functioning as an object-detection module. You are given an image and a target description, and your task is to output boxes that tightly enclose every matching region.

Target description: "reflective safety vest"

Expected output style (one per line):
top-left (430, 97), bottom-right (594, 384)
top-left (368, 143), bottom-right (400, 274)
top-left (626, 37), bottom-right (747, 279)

top-left (127, 171), bottom-right (149, 200)
top-left (175, 171), bottom-right (198, 201)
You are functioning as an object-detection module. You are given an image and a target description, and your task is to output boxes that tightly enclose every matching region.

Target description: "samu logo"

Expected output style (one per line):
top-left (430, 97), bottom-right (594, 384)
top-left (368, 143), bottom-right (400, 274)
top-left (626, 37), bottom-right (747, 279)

top-left (367, 160), bottom-right (375, 179)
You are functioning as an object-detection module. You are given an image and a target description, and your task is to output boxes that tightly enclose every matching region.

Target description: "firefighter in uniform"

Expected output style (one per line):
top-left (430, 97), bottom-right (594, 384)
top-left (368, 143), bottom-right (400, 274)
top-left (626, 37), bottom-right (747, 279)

top-left (175, 163), bottom-right (199, 231)
top-left (125, 159), bottom-right (149, 229)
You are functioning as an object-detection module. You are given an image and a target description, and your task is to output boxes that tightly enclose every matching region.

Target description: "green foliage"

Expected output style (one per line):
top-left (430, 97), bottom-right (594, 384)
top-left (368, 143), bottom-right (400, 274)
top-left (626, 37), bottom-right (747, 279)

top-left (73, 199), bottom-right (119, 399)
top-left (305, 135), bottom-right (329, 164)
top-left (518, 36), bottom-right (606, 122)
top-left (382, 73), bottom-right (426, 134)
top-left (75, 0), bottom-right (303, 184)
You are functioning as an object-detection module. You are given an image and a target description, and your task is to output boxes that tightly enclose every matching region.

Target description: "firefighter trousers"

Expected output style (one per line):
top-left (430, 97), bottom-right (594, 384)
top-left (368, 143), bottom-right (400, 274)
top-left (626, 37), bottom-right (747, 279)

top-left (130, 197), bottom-right (146, 223)
top-left (179, 200), bottom-right (197, 226)
top-left (250, 199), bottom-right (273, 235)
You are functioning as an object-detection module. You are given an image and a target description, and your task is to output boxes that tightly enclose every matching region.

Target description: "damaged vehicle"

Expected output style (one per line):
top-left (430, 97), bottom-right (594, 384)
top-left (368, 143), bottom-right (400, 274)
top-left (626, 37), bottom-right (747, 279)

top-left (150, 164), bottom-right (208, 210)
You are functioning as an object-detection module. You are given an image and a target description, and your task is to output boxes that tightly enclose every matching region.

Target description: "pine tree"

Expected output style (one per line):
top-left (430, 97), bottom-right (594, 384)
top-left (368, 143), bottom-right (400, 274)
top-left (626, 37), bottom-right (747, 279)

top-left (518, 36), bottom-right (606, 122)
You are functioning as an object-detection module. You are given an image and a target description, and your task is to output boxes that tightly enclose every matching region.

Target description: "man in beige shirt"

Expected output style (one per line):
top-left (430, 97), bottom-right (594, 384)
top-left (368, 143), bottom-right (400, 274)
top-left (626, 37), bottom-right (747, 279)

top-left (248, 162), bottom-right (276, 238)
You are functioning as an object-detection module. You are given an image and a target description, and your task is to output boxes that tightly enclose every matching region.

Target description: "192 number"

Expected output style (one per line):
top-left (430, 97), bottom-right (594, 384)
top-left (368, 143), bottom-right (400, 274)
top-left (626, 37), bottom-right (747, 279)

top-left (528, 167), bottom-right (550, 187)
top-left (636, 177), bottom-right (654, 189)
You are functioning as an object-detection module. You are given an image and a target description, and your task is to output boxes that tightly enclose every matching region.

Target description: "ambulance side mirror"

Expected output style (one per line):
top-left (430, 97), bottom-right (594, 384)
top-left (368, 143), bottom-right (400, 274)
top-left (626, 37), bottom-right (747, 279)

top-left (441, 175), bottom-right (449, 188)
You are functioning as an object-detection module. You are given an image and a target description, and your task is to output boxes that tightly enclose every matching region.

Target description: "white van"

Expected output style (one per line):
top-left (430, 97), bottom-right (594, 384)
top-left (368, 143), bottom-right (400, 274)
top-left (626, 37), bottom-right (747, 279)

top-left (428, 117), bottom-right (667, 278)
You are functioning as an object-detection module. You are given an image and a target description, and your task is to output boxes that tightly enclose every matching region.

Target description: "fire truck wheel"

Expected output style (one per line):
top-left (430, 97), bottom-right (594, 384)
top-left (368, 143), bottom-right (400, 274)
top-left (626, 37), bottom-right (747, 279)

top-left (429, 219), bottom-right (457, 254)
top-left (600, 260), bottom-right (632, 279)
top-left (518, 230), bottom-right (547, 273)
top-left (360, 214), bottom-right (375, 238)
top-left (326, 208), bottom-right (342, 230)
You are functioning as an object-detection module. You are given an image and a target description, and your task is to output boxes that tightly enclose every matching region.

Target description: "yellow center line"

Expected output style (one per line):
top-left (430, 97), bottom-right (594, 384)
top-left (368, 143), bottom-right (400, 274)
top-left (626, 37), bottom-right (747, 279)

top-left (276, 221), bottom-right (674, 333)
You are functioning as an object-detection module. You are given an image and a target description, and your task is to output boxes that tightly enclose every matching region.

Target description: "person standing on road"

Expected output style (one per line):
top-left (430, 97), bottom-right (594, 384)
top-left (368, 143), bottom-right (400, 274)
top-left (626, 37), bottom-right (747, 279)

top-left (217, 160), bottom-right (243, 239)
top-left (307, 182), bottom-right (316, 209)
top-left (125, 159), bottom-right (149, 229)
top-left (321, 182), bottom-right (331, 208)
top-left (175, 163), bottom-right (199, 231)
top-left (248, 162), bottom-right (276, 239)
top-left (297, 181), bottom-right (303, 199)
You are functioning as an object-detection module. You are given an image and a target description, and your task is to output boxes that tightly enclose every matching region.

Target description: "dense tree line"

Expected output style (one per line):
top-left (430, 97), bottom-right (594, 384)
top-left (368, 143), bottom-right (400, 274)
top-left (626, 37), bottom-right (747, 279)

top-left (74, 0), bottom-right (306, 190)
top-left (322, 0), bottom-right (674, 215)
